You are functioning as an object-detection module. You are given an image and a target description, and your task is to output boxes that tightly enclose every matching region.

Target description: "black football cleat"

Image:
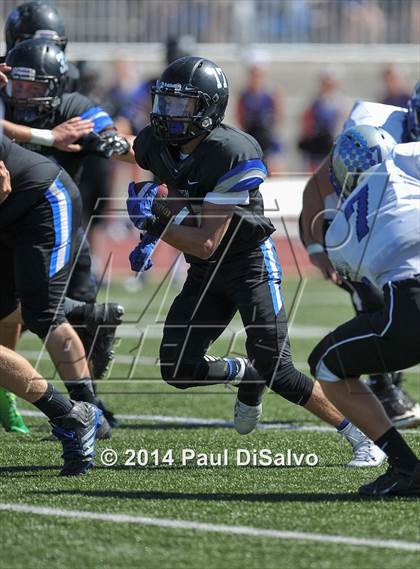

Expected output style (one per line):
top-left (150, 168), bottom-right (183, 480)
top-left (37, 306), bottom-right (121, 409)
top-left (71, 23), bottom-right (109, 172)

top-left (51, 401), bottom-right (102, 476)
top-left (48, 412), bottom-right (112, 441)
top-left (359, 463), bottom-right (420, 497)
top-left (370, 383), bottom-right (420, 429)
top-left (96, 398), bottom-right (121, 429)
top-left (78, 302), bottom-right (124, 379)
top-left (96, 414), bottom-right (113, 439)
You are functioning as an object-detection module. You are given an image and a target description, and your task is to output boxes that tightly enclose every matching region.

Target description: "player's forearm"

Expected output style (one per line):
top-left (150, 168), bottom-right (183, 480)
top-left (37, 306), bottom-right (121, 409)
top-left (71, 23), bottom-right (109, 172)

top-left (301, 156), bottom-right (334, 246)
top-left (160, 224), bottom-right (223, 259)
top-left (1, 119), bottom-right (54, 146)
top-left (301, 180), bottom-right (327, 246)
top-left (2, 119), bottom-right (33, 143)
top-left (112, 147), bottom-right (136, 163)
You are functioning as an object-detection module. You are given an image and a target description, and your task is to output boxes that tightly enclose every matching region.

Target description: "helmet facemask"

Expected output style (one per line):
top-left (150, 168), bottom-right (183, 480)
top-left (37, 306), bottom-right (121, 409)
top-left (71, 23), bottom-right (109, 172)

top-left (150, 83), bottom-right (220, 143)
top-left (4, 69), bottom-right (63, 124)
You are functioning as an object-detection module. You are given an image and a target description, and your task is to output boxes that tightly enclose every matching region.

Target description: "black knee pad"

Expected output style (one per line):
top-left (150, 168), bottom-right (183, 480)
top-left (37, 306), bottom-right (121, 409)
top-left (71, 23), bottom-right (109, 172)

top-left (159, 343), bottom-right (198, 389)
top-left (0, 300), bottom-right (19, 322)
top-left (160, 364), bottom-right (193, 390)
top-left (308, 334), bottom-right (333, 378)
top-left (268, 362), bottom-right (314, 406)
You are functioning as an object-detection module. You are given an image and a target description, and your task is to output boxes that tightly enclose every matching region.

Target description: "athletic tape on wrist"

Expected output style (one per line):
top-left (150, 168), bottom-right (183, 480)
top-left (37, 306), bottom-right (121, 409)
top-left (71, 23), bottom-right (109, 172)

top-left (30, 128), bottom-right (55, 147)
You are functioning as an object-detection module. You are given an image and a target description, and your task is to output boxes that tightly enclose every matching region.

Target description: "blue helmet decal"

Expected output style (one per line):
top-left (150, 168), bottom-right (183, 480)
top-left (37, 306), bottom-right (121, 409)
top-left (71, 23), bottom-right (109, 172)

top-left (330, 124), bottom-right (396, 198)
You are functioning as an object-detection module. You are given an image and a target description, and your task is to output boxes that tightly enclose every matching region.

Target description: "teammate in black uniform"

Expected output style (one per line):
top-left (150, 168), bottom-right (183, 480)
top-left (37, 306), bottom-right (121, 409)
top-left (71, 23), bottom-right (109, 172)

top-left (1, 7), bottom-right (128, 350)
top-left (2, 38), bottom-right (133, 189)
top-left (127, 57), bottom-right (385, 466)
top-left (1, 38), bottom-right (130, 304)
top-left (0, 41), bottom-right (130, 431)
top-left (0, 133), bottom-right (110, 437)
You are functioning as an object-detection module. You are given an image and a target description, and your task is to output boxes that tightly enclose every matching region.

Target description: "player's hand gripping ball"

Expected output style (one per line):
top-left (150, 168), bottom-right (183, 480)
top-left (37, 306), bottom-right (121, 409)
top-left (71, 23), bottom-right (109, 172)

top-left (126, 181), bottom-right (167, 229)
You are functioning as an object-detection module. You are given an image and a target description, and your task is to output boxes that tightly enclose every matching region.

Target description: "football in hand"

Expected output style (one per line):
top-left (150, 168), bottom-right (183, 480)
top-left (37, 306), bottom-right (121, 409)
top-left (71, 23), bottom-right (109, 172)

top-left (151, 182), bottom-right (197, 227)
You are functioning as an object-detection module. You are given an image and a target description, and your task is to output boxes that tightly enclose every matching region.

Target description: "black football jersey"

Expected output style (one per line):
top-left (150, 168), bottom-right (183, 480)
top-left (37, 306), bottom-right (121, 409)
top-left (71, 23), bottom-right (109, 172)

top-left (3, 92), bottom-right (114, 184)
top-left (133, 124), bottom-right (275, 263)
top-left (65, 62), bottom-right (81, 92)
top-left (0, 134), bottom-right (60, 228)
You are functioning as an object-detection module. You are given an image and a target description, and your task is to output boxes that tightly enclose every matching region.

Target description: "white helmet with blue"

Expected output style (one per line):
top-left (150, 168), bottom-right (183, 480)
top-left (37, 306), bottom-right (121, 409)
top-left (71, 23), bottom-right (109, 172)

top-left (330, 124), bottom-right (397, 198)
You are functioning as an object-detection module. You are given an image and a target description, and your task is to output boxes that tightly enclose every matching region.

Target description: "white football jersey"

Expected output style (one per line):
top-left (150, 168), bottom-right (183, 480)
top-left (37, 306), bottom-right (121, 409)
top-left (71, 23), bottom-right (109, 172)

top-left (325, 142), bottom-right (420, 289)
top-left (343, 100), bottom-right (407, 141)
top-left (324, 101), bottom-right (408, 219)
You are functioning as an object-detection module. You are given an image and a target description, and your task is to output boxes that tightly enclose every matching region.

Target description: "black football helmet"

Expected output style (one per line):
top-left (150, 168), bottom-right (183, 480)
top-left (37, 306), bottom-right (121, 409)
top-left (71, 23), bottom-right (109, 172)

top-left (150, 56), bottom-right (229, 143)
top-left (4, 38), bottom-right (68, 123)
top-left (5, 1), bottom-right (67, 53)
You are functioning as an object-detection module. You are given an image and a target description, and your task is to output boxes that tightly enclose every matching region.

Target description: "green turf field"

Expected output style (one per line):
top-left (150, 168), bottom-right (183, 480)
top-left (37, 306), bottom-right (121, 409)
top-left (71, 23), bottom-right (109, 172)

top-left (1, 275), bottom-right (419, 569)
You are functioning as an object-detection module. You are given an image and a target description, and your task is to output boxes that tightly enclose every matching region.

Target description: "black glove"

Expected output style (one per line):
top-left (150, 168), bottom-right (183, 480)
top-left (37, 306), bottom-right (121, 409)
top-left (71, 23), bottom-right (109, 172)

top-left (82, 130), bottom-right (130, 158)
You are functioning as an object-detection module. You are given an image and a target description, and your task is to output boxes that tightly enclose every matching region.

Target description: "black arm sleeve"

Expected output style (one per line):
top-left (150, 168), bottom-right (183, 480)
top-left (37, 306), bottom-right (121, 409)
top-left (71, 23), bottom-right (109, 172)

top-left (133, 126), bottom-right (153, 171)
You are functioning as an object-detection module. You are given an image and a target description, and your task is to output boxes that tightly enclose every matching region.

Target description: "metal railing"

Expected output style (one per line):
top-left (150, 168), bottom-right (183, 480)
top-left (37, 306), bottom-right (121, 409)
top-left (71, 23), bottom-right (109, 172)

top-left (0, 1), bottom-right (419, 45)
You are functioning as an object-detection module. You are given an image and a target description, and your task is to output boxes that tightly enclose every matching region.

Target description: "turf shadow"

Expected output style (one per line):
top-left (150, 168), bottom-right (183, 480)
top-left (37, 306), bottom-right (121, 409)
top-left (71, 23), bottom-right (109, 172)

top-left (34, 488), bottom-right (413, 503)
top-left (0, 465), bottom-right (58, 474)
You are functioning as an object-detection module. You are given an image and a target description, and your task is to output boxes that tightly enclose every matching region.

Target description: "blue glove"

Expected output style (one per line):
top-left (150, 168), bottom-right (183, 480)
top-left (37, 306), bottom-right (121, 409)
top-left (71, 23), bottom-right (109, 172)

top-left (126, 181), bottom-right (159, 229)
top-left (129, 232), bottom-right (159, 272)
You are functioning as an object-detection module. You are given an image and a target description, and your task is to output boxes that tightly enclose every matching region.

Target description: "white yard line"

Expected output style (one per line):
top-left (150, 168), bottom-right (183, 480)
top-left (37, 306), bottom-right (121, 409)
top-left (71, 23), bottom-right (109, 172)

top-left (18, 408), bottom-right (335, 431)
top-left (0, 503), bottom-right (418, 552)
top-left (105, 323), bottom-right (333, 339)
top-left (19, 409), bottom-right (420, 435)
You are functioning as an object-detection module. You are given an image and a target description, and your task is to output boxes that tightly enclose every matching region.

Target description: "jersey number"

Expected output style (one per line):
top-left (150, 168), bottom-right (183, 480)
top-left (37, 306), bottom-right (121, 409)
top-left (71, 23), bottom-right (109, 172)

top-left (344, 183), bottom-right (369, 241)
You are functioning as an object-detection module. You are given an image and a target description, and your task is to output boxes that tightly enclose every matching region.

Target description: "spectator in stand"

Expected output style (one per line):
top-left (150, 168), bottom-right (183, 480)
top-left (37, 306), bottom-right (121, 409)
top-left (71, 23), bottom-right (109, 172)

top-left (297, 70), bottom-right (343, 172)
top-left (101, 60), bottom-right (138, 132)
top-left (341, 0), bottom-right (386, 43)
top-left (381, 65), bottom-right (411, 108)
top-left (236, 52), bottom-right (284, 174)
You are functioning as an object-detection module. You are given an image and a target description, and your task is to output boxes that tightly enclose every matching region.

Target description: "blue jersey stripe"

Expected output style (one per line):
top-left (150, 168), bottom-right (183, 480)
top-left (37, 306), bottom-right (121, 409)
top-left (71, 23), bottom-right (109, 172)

top-left (45, 178), bottom-right (73, 277)
top-left (54, 179), bottom-right (73, 266)
top-left (80, 106), bottom-right (107, 119)
top-left (260, 238), bottom-right (283, 316)
top-left (228, 175), bottom-right (266, 193)
top-left (216, 159), bottom-right (267, 185)
top-left (45, 189), bottom-right (61, 276)
top-left (80, 106), bottom-right (114, 132)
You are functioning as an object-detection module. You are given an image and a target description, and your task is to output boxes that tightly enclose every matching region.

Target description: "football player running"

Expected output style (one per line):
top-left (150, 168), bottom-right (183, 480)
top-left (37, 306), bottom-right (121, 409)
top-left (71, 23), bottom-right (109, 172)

top-left (127, 57), bottom-right (386, 468)
top-left (309, 125), bottom-right (420, 495)
top-left (301, 83), bottom-right (420, 427)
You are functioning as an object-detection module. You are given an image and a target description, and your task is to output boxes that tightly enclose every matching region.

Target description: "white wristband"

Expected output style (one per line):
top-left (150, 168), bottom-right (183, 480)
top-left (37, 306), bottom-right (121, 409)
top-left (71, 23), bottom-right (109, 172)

top-left (30, 128), bottom-right (55, 147)
top-left (306, 243), bottom-right (324, 256)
